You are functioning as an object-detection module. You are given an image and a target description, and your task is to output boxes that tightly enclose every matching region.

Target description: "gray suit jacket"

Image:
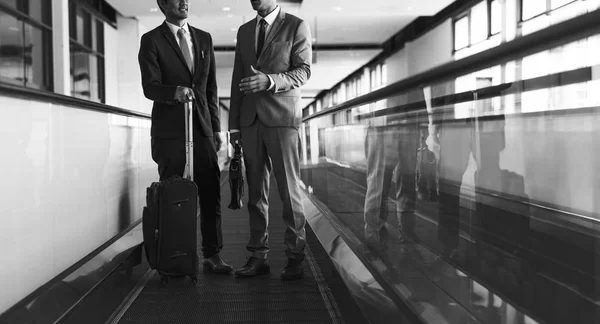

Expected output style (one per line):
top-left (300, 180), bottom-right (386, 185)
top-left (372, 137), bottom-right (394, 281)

top-left (229, 9), bottom-right (312, 129)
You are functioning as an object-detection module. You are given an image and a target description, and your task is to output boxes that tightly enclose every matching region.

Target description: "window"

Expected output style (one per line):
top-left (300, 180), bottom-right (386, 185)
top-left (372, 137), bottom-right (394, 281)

top-left (0, 0), bottom-right (53, 90)
top-left (69, 0), bottom-right (105, 103)
top-left (490, 0), bottom-right (501, 35)
top-left (521, 0), bottom-right (578, 21)
top-left (453, 0), bottom-right (501, 52)
top-left (454, 16), bottom-right (469, 51)
top-left (471, 1), bottom-right (488, 43)
top-left (521, 0), bottom-right (546, 20)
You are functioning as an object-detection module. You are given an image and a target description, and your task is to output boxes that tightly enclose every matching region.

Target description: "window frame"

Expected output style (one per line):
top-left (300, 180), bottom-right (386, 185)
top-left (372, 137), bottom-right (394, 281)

top-left (69, 0), bottom-right (105, 103)
top-left (452, 0), bottom-right (501, 53)
top-left (0, 0), bottom-right (53, 90)
top-left (519, 0), bottom-right (579, 22)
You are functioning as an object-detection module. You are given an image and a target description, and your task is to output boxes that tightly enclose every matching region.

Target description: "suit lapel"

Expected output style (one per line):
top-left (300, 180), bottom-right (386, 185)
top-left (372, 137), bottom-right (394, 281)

top-left (258, 10), bottom-right (286, 59)
top-left (249, 19), bottom-right (258, 64)
top-left (161, 22), bottom-right (192, 76)
top-left (190, 26), bottom-right (201, 78)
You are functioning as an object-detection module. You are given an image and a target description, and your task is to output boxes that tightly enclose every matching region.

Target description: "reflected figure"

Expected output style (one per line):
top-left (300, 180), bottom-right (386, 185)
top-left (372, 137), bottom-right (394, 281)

top-left (432, 84), bottom-right (528, 263)
top-left (363, 92), bottom-right (422, 259)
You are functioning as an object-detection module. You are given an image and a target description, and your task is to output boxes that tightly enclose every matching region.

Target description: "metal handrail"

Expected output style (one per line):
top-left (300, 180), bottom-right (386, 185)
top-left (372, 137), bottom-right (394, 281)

top-left (302, 8), bottom-right (600, 123)
top-left (355, 66), bottom-right (593, 120)
top-left (0, 82), bottom-right (151, 119)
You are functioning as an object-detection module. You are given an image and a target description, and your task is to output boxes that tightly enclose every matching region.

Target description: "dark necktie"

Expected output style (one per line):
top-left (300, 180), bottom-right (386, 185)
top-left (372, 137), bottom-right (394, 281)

top-left (177, 28), bottom-right (194, 73)
top-left (256, 19), bottom-right (267, 58)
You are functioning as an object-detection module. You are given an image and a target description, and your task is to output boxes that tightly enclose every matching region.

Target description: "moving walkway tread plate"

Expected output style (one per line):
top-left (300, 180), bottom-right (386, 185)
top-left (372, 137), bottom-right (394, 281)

top-left (115, 173), bottom-right (343, 324)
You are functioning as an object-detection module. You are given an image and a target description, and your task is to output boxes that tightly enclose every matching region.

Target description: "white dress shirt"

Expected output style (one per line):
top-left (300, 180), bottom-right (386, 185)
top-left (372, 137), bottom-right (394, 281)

top-left (165, 20), bottom-right (195, 66)
top-left (255, 6), bottom-right (280, 53)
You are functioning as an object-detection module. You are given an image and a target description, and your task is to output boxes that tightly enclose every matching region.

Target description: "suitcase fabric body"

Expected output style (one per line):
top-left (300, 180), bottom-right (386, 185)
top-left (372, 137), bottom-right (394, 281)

top-left (142, 101), bottom-right (199, 284)
top-left (143, 177), bottom-right (198, 283)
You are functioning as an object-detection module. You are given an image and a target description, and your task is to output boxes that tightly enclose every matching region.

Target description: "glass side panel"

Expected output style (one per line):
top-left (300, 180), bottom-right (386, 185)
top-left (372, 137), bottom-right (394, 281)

top-left (300, 26), bottom-right (600, 324)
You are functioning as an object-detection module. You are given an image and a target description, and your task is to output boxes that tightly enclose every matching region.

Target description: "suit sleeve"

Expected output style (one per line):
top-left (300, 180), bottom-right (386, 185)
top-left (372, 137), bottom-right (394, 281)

top-left (138, 33), bottom-right (178, 104)
top-left (206, 33), bottom-right (220, 133)
top-left (270, 20), bottom-right (312, 92)
top-left (228, 29), bottom-right (245, 130)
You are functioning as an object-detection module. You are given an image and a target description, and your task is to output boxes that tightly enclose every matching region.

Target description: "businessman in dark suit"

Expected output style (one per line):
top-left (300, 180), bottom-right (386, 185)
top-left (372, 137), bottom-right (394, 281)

top-left (138, 0), bottom-right (233, 274)
top-left (229, 0), bottom-right (312, 280)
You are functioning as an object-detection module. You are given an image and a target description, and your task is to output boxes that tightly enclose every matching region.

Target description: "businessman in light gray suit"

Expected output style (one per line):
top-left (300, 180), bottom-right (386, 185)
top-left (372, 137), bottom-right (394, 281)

top-left (229, 0), bottom-right (312, 280)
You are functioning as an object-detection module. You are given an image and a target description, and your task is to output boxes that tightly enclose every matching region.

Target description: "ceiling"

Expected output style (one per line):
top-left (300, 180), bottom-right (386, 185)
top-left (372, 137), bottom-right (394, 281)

top-left (106, 0), bottom-right (455, 102)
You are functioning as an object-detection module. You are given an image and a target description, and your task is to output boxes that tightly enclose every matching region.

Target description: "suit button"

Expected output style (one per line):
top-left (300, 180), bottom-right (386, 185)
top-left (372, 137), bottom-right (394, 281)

top-left (191, 83), bottom-right (195, 88)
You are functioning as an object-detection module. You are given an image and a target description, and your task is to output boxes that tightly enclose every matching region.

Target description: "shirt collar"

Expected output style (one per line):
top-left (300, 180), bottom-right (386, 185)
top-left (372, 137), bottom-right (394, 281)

top-left (165, 20), bottom-right (189, 37)
top-left (257, 6), bottom-right (280, 26)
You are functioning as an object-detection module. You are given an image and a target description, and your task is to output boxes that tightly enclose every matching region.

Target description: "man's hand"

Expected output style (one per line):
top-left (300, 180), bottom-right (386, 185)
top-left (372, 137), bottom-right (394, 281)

top-left (213, 132), bottom-right (223, 152)
top-left (229, 131), bottom-right (242, 147)
top-left (174, 86), bottom-right (195, 103)
top-left (239, 65), bottom-right (270, 94)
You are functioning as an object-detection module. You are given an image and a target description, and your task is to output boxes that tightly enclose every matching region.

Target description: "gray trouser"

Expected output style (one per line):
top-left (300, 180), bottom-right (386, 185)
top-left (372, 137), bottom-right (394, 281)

top-left (241, 119), bottom-right (306, 261)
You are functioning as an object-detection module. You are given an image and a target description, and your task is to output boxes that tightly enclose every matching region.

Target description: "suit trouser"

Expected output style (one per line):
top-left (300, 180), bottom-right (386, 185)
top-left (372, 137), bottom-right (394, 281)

top-left (363, 125), bottom-right (418, 255)
top-left (241, 118), bottom-right (307, 261)
top-left (151, 130), bottom-right (223, 258)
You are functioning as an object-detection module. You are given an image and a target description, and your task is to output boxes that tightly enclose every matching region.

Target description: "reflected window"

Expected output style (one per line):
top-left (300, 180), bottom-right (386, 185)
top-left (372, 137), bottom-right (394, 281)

top-left (0, 1), bottom-right (52, 90)
top-left (69, 0), bottom-right (105, 103)
top-left (551, 0), bottom-right (576, 10)
top-left (454, 16), bottom-right (469, 51)
top-left (24, 23), bottom-right (51, 90)
top-left (522, 0), bottom-right (546, 20)
top-left (27, 0), bottom-right (52, 25)
top-left (521, 0), bottom-right (578, 21)
top-left (71, 46), bottom-right (89, 98)
top-left (454, 0), bottom-right (501, 53)
top-left (0, 12), bottom-right (23, 85)
top-left (471, 1), bottom-right (488, 43)
top-left (490, 0), bottom-right (501, 35)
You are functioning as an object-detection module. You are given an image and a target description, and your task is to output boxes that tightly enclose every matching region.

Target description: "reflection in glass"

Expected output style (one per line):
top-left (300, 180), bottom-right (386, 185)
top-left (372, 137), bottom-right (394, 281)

top-left (75, 10), bottom-right (91, 46)
top-left (89, 54), bottom-right (98, 102)
top-left (97, 57), bottom-right (105, 103)
top-left (96, 20), bottom-right (104, 54)
top-left (28, 0), bottom-right (51, 26)
top-left (24, 23), bottom-right (49, 90)
top-left (0, 11), bottom-right (23, 85)
top-left (71, 47), bottom-right (90, 99)
top-left (0, 0), bottom-right (17, 8)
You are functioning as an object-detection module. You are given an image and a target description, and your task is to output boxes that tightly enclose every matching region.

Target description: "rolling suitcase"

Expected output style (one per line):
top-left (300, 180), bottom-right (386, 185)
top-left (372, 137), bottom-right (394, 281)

top-left (142, 100), bottom-right (199, 285)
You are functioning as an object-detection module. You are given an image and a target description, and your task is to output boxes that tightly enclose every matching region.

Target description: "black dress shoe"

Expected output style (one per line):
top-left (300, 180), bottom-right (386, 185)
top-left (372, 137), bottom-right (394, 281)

top-left (281, 258), bottom-right (304, 280)
top-left (234, 257), bottom-right (270, 277)
top-left (203, 254), bottom-right (233, 274)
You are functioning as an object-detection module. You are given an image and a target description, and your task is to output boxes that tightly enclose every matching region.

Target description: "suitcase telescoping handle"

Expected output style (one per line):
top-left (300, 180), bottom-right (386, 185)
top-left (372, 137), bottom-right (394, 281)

top-left (183, 100), bottom-right (194, 181)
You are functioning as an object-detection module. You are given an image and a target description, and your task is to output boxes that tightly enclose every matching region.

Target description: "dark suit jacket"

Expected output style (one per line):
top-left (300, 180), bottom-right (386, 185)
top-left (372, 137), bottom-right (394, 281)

top-left (139, 21), bottom-right (219, 138)
top-left (229, 9), bottom-right (312, 129)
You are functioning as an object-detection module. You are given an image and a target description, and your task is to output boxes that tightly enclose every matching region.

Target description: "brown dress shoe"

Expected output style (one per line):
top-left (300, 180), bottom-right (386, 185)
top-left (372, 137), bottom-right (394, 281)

top-left (203, 254), bottom-right (233, 274)
top-left (281, 258), bottom-right (304, 280)
top-left (234, 257), bottom-right (270, 277)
